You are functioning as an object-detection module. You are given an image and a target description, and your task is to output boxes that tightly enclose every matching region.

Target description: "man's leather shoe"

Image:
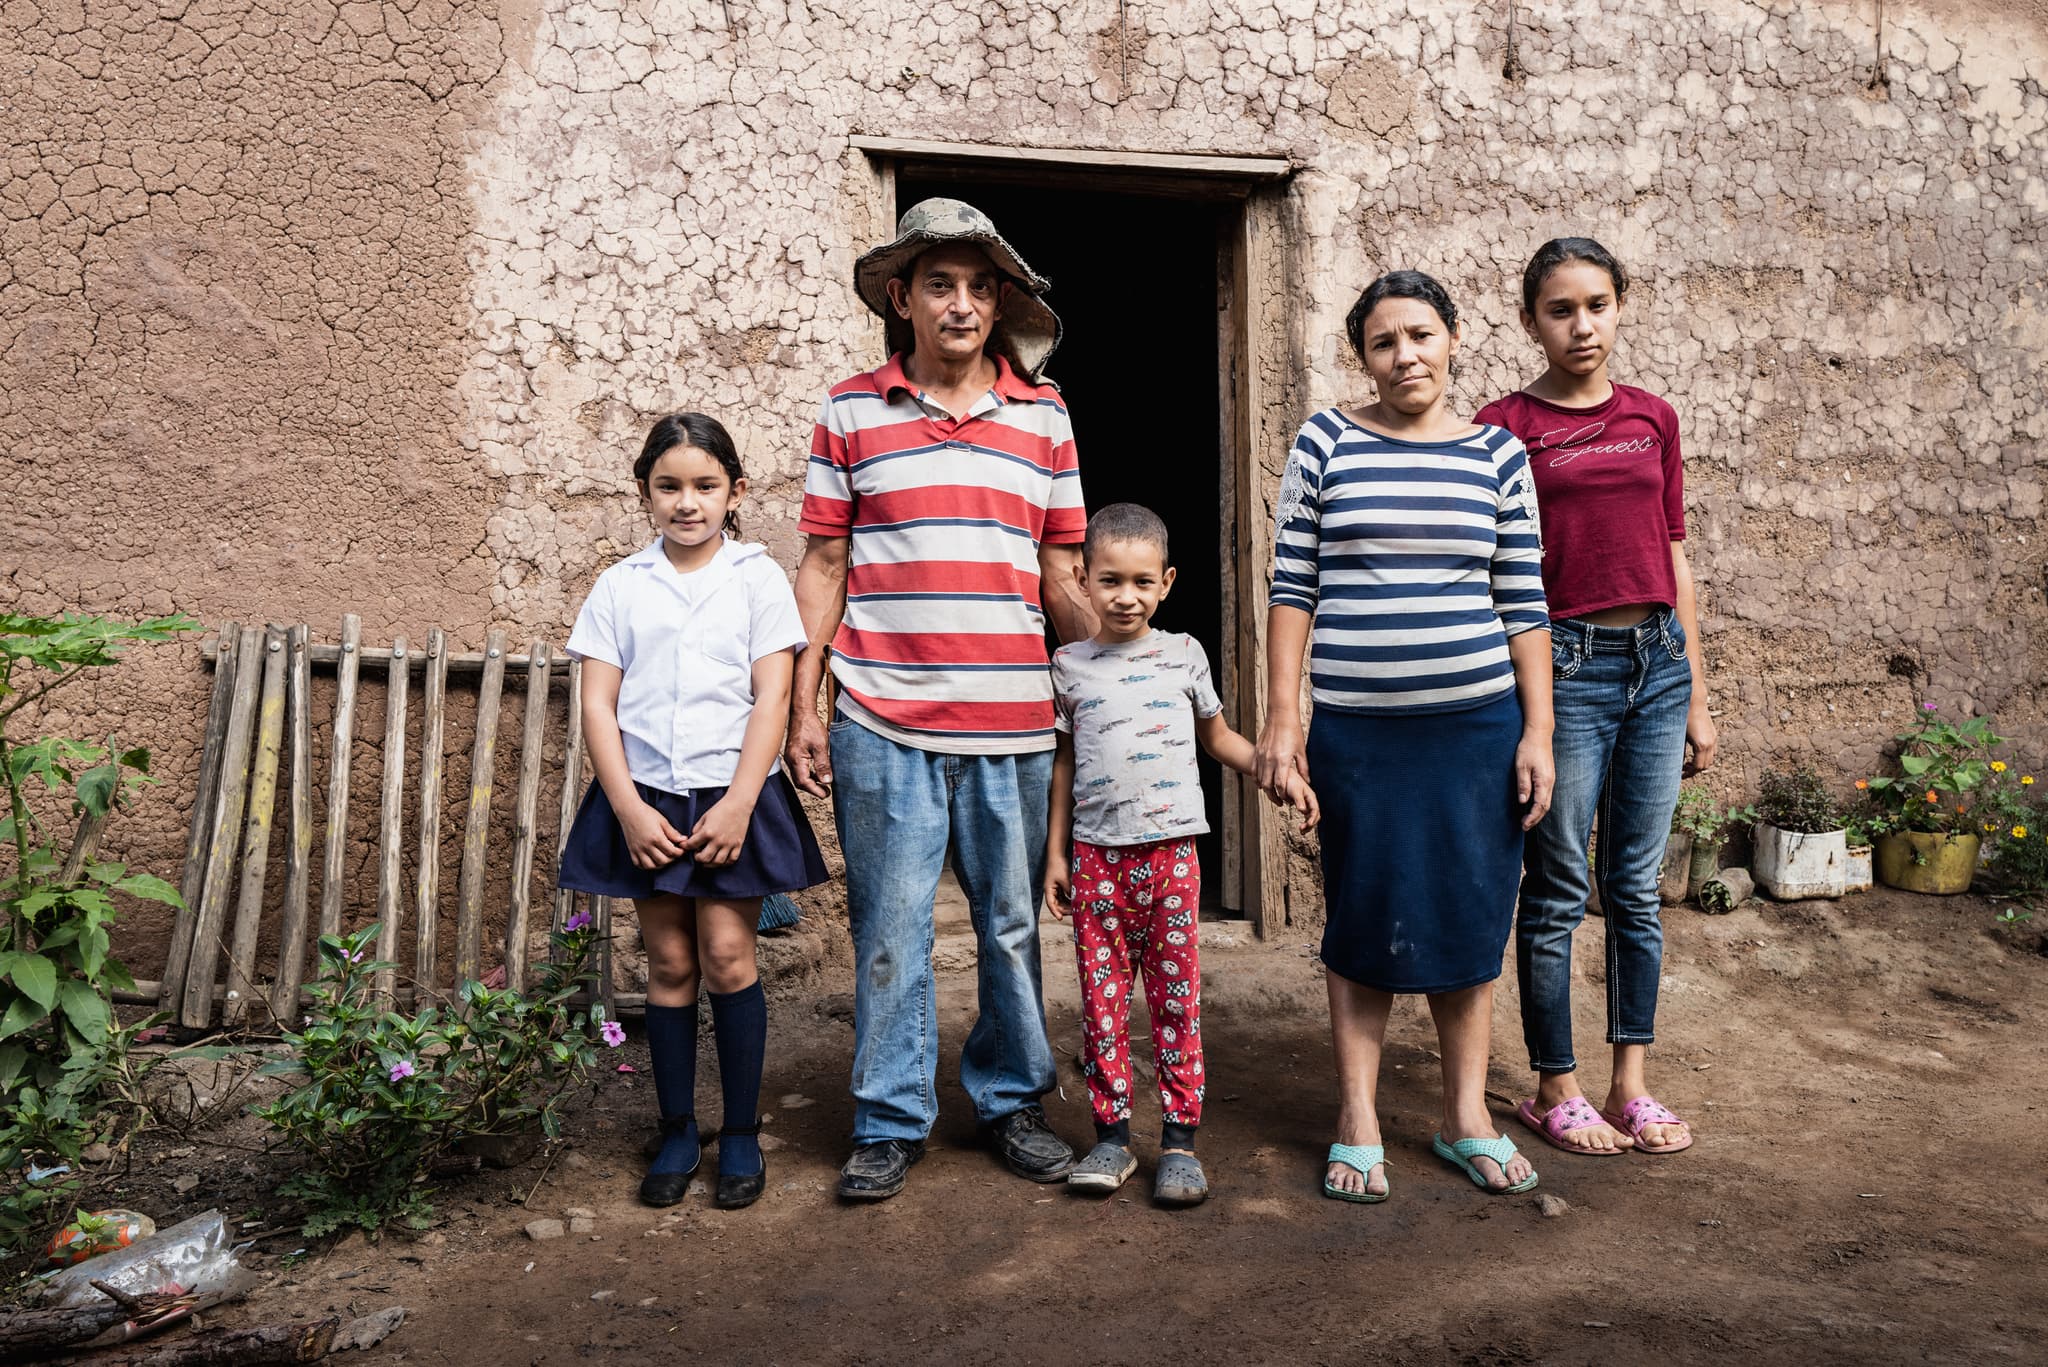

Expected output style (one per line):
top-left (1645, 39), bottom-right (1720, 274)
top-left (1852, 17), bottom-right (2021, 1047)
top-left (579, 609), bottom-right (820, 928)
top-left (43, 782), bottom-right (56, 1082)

top-left (836, 1138), bottom-right (926, 1201)
top-left (984, 1106), bottom-right (1075, 1182)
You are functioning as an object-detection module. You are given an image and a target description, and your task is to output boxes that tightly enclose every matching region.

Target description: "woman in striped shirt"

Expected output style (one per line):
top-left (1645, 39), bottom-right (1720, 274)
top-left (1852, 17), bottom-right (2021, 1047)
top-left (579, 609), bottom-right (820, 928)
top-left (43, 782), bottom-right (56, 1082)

top-left (1255, 270), bottom-right (1555, 1203)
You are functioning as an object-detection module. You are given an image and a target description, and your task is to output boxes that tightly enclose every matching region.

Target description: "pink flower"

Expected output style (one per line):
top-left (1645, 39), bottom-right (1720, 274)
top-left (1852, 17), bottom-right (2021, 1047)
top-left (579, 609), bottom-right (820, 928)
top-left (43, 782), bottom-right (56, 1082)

top-left (600, 1020), bottom-right (626, 1048)
top-left (564, 910), bottom-right (592, 933)
top-left (1922, 701), bottom-right (1938, 711)
top-left (388, 1059), bottom-right (415, 1082)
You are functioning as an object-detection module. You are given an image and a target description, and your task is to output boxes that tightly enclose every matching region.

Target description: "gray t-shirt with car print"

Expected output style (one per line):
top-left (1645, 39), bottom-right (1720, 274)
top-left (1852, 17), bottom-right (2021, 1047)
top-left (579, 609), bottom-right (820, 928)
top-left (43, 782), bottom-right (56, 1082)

top-left (1051, 631), bottom-right (1222, 847)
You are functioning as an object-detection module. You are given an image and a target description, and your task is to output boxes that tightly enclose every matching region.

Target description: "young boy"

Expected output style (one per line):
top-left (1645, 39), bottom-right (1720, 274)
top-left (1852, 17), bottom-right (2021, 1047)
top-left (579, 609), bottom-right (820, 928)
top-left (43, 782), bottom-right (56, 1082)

top-left (1044, 503), bottom-right (1318, 1206)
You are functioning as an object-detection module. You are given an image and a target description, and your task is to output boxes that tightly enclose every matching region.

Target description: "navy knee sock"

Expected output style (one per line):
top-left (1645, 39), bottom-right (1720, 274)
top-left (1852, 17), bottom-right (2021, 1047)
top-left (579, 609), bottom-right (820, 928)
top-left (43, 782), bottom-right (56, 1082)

top-left (709, 981), bottom-right (766, 1178)
top-left (644, 1002), bottom-right (700, 1175)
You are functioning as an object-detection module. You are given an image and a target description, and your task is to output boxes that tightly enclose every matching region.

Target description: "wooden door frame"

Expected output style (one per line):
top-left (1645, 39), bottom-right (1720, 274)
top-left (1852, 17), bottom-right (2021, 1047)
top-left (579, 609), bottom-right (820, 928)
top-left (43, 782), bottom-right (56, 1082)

top-left (854, 137), bottom-right (1294, 937)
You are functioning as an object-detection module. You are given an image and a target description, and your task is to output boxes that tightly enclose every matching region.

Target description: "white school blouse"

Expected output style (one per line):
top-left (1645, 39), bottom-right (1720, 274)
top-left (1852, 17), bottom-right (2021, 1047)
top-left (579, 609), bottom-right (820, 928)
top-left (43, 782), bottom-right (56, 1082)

top-left (565, 537), bottom-right (807, 794)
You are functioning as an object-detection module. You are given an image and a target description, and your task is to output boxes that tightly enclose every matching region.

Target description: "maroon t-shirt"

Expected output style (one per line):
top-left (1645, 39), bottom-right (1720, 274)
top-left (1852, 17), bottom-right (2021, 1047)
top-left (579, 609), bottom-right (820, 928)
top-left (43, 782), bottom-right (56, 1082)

top-left (1475, 384), bottom-right (1685, 620)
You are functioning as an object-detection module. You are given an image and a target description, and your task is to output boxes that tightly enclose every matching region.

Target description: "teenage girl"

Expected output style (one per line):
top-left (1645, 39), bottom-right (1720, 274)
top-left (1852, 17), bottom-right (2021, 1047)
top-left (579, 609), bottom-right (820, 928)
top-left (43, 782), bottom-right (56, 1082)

top-left (558, 412), bottom-right (828, 1208)
top-left (1477, 239), bottom-right (1712, 1158)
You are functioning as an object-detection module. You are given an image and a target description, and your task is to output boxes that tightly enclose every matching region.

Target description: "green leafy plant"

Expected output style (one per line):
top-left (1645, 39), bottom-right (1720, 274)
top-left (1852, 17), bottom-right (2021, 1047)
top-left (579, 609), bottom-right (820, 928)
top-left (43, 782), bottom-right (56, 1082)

top-left (1, 611), bottom-right (194, 1256)
top-left (1862, 704), bottom-right (2007, 836)
top-left (254, 919), bottom-right (624, 1237)
top-left (1754, 764), bottom-right (1844, 835)
top-left (1671, 784), bottom-right (1755, 844)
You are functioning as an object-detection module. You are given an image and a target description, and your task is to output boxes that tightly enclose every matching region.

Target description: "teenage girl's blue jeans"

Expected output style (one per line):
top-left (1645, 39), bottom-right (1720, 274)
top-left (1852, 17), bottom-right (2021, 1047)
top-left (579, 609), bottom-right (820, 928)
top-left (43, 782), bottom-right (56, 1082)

top-left (1516, 609), bottom-right (1692, 1074)
top-left (829, 716), bottom-right (1058, 1144)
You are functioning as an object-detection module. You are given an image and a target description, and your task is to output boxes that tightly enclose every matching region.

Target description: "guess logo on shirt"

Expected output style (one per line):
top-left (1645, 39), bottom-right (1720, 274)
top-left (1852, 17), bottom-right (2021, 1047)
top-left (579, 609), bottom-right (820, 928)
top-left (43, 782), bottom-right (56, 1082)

top-left (1525, 420), bottom-right (1660, 467)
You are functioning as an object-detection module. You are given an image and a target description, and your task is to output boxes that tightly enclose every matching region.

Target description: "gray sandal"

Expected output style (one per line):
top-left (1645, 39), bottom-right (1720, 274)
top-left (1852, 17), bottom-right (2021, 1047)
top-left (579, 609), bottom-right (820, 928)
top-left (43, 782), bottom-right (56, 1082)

top-left (1153, 1150), bottom-right (1208, 1207)
top-left (1067, 1141), bottom-right (1137, 1194)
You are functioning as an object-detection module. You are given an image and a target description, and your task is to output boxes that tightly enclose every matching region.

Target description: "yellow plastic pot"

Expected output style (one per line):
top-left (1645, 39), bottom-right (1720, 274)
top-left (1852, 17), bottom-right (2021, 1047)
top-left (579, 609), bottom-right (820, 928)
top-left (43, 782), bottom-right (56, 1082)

top-left (1872, 832), bottom-right (1980, 894)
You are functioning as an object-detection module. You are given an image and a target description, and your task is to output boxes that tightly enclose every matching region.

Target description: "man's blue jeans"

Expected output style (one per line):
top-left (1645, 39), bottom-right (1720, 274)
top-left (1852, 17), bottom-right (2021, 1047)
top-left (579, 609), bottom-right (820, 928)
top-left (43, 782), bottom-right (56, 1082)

top-left (829, 716), bottom-right (1058, 1143)
top-left (1516, 609), bottom-right (1692, 1074)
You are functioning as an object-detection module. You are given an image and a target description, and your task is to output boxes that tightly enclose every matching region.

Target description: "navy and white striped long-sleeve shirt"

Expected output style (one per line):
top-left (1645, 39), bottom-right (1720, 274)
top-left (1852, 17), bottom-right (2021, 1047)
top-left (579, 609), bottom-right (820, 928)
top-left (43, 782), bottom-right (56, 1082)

top-left (1269, 409), bottom-right (1549, 715)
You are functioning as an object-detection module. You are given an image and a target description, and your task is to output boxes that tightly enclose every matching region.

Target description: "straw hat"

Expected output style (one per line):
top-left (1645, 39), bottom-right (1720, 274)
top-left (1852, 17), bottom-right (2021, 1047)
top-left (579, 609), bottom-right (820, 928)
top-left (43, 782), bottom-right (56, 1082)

top-left (853, 197), bottom-right (1063, 380)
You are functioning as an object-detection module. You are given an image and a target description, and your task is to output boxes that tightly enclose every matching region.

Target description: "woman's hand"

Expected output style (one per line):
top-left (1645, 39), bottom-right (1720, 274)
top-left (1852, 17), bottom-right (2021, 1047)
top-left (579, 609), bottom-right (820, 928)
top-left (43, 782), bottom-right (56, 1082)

top-left (1684, 703), bottom-right (1718, 776)
top-left (1514, 731), bottom-right (1555, 831)
top-left (619, 799), bottom-right (688, 870)
top-left (683, 795), bottom-right (754, 868)
top-left (1255, 717), bottom-right (1307, 803)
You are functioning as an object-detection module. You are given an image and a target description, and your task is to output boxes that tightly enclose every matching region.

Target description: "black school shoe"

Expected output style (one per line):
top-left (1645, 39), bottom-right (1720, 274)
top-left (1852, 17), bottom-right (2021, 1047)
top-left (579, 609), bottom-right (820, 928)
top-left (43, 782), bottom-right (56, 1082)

top-left (712, 1122), bottom-right (766, 1210)
top-left (983, 1105), bottom-right (1076, 1182)
top-left (638, 1114), bottom-right (700, 1207)
top-left (836, 1138), bottom-right (926, 1201)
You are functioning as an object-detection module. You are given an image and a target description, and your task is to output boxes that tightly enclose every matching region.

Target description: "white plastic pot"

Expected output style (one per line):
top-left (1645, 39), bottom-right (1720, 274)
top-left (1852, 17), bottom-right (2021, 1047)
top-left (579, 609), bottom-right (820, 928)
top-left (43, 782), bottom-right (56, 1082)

top-left (1752, 823), bottom-right (1847, 900)
top-left (1844, 844), bottom-right (1873, 894)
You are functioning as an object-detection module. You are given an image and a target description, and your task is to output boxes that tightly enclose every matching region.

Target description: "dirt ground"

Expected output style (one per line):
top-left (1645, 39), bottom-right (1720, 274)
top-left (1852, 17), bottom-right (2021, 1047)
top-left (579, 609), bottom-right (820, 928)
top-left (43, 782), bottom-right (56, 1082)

top-left (37, 886), bottom-right (2048, 1365)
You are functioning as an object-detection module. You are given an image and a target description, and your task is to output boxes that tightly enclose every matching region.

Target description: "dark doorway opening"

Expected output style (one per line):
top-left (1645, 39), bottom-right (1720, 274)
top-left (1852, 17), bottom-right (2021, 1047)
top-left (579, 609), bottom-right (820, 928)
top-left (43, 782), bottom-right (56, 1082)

top-left (895, 175), bottom-right (1231, 909)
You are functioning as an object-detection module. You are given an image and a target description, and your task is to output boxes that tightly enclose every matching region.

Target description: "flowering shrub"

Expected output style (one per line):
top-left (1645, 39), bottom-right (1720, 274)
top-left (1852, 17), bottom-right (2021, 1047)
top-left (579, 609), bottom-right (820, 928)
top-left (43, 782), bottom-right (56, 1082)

top-left (255, 920), bottom-right (622, 1237)
top-left (1861, 705), bottom-right (2006, 836)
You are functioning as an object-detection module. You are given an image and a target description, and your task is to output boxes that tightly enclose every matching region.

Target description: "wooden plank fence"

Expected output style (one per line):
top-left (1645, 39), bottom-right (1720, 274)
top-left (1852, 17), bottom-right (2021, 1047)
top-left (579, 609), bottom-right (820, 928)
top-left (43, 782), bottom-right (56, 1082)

top-left (142, 622), bottom-right (630, 1026)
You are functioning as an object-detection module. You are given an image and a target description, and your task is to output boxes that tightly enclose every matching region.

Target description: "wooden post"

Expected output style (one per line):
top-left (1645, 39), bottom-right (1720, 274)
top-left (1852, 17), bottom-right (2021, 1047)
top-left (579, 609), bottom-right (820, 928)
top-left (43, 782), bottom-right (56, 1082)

top-left (454, 630), bottom-right (508, 990)
top-left (222, 625), bottom-right (289, 1027)
top-left (502, 640), bottom-right (550, 993)
top-left (550, 658), bottom-right (585, 948)
top-left (1234, 199), bottom-right (1289, 940)
top-left (372, 637), bottom-right (410, 1003)
top-left (163, 622), bottom-right (238, 1015)
top-left (594, 894), bottom-right (616, 1015)
top-left (318, 615), bottom-right (362, 939)
top-left (180, 624), bottom-right (264, 1028)
top-left (270, 626), bottom-right (316, 1020)
top-left (412, 627), bottom-right (449, 1000)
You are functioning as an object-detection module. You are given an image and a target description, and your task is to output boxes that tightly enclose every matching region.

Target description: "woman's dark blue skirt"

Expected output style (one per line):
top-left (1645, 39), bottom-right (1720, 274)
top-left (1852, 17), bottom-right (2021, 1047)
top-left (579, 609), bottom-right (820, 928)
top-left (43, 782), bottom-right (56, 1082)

top-left (557, 773), bottom-right (828, 902)
top-left (1306, 690), bottom-right (1528, 994)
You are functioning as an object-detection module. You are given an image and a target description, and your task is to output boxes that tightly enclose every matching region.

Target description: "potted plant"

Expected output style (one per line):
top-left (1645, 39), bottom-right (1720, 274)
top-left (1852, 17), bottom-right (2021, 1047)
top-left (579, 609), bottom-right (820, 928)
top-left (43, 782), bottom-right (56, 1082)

top-left (1863, 705), bottom-right (2001, 895)
top-left (1752, 764), bottom-right (1847, 899)
top-left (1669, 785), bottom-right (1756, 902)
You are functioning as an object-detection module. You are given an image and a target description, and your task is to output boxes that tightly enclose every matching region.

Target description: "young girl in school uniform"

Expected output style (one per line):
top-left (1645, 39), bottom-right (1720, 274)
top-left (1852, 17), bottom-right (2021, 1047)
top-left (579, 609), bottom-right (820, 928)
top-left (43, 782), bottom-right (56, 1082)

top-left (1477, 239), bottom-right (1713, 1160)
top-left (557, 412), bottom-right (827, 1209)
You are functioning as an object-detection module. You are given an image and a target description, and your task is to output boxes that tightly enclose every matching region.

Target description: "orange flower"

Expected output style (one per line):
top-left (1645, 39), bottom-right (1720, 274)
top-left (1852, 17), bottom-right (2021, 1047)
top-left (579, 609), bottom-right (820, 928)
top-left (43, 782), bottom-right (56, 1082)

top-left (1925, 790), bottom-right (1939, 803)
top-left (1855, 779), bottom-right (1869, 790)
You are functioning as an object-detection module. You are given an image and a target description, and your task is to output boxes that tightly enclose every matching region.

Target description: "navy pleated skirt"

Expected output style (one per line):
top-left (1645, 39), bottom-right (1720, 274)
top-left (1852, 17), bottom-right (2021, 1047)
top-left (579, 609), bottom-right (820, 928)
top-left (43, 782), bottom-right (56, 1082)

top-left (1306, 690), bottom-right (1528, 994)
top-left (557, 773), bottom-right (828, 902)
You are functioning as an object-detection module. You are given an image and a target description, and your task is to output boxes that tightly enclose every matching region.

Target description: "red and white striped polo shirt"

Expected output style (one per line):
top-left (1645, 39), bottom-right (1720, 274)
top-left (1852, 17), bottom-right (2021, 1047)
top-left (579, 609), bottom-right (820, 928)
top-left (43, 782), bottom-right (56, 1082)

top-left (797, 352), bottom-right (1086, 754)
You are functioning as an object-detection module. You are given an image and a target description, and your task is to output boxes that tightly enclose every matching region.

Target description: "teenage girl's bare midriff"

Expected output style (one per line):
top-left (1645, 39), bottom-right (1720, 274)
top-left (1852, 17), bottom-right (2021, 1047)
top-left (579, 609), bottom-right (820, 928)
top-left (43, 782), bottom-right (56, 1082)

top-left (1578, 603), bottom-right (1658, 627)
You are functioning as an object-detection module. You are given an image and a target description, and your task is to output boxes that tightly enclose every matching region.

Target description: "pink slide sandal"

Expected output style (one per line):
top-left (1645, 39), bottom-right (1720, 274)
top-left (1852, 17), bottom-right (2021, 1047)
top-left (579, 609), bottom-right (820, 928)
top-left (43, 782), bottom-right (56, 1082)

top-left (1600, 1095), bottom-right (1695, 1154)
top-left (1516, 1095), bottom-right (1631, 1155)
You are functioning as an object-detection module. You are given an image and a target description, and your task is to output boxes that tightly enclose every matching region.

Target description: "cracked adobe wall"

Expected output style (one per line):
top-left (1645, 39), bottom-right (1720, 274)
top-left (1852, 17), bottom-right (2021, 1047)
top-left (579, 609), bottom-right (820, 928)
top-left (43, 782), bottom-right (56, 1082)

top-left (5, 0), bottom-right (2047, 957)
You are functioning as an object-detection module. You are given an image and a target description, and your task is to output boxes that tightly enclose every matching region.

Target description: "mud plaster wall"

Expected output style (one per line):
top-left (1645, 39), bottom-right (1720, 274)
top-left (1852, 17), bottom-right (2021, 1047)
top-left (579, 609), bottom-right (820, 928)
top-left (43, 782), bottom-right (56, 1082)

top-left (4, 0), bottom-right (2047, 960)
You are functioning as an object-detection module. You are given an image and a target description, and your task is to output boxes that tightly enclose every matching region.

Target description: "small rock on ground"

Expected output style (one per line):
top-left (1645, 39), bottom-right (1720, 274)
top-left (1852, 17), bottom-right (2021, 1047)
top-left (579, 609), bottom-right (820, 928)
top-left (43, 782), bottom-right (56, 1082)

top-left (1536, 1194), bottom-right (1572, 1218)
top-left (172, 1174), bottom-right (200, 1193)
top-left (591, 1289), bottom-right (615, 1302)
top-left (525, 1218), bottom-right (566, 1241)
top-left (563, 1207), bottom-right (596, 1219)
top-left (81, 1142), bottom-right (113, 1164)
top-left (569, 1217), bottom-right (595, 1234)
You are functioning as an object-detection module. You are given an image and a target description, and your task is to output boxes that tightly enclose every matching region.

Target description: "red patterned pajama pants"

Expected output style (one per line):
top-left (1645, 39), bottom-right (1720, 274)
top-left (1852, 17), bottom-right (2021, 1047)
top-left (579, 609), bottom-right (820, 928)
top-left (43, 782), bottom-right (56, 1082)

top-left (1070, 838), bottom-right (1204, 1127)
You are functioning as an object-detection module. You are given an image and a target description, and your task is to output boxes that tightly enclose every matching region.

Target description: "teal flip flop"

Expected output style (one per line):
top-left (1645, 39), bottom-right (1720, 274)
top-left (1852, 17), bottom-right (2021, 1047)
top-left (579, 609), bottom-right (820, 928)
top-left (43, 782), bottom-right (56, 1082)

top-left (1432, 1133), bottom-right (1538, 1194)
top-left (1323, 1142), bottom-right (1389, 1203)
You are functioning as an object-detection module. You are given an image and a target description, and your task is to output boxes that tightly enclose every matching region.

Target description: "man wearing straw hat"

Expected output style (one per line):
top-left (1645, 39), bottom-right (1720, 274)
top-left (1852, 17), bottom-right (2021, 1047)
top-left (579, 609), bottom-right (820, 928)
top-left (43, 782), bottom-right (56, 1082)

top-left (786, 198), bottom-right (1094, 1201)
